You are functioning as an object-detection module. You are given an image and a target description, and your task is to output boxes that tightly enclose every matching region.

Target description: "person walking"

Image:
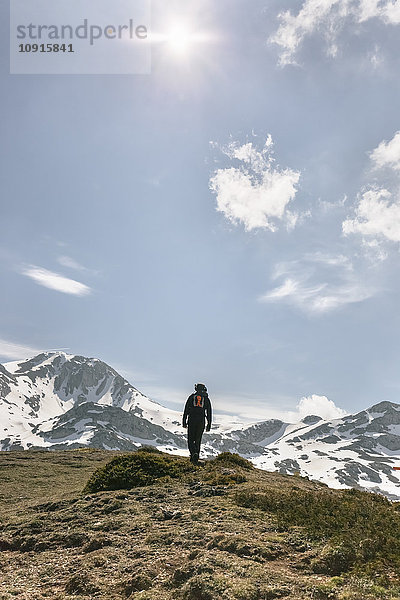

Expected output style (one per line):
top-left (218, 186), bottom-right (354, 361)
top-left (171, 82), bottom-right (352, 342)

top-left (182, 383), bottom-right (212, 464)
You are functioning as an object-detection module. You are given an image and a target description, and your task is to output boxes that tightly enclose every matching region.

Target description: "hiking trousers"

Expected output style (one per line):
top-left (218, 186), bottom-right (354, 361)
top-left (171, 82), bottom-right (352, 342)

top-left (187, 419), bottom-right (205, 460)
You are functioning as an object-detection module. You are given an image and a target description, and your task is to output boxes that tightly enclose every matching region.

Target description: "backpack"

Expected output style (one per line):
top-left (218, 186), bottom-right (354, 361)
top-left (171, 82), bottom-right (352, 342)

top-left (193, 393), bottom-right (205, 409)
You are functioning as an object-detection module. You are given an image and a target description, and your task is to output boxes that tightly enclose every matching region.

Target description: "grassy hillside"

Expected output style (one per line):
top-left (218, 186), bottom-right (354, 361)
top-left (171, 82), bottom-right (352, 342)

top-left (0, 449), bottom-right (399, 600)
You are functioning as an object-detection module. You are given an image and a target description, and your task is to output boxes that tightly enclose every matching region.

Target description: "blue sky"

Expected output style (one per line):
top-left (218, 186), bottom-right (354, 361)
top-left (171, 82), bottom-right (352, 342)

top-left (2, 0), bottom-right (400, 422)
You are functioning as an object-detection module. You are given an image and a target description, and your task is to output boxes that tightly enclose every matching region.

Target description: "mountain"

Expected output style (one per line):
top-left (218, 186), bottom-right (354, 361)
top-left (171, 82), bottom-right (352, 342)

top-left (1, 352), bottom-right (400, 499)
top-left (0, 352), bottom-right (184, 452)
top-left (252, 403), bottom-right (400, 499)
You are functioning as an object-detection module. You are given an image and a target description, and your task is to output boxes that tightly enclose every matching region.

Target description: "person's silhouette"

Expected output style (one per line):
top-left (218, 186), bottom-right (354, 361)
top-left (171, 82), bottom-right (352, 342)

top-left (182, 383), bottom-right (212, 464)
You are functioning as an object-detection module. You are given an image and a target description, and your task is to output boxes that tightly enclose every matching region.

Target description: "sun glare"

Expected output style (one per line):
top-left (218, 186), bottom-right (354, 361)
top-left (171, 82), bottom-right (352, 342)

top-left (149, 17), bottom-right (217, 64)
top-left (167, 23), bottom-right (193, 55)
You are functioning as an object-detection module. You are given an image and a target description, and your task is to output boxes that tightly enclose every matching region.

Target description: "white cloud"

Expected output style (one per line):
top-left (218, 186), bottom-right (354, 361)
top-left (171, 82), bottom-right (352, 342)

top-left (209, 136), bottom-right (301, 232)
top-left (270, 0), bottom-right (343, 65)
top-left (343, 187), bottom-right (400, 242)
top-left (270, 0), bottom-right (400, 65)
top-left (57, 255), bottom-right (87, 271)
top-left (370, 131), bottom-right (400, 171)
top-left (0, 338), bottom-right (42, 361)
top-left (343, 132), bottom-right (400, 253)
top-left (213, 391), bottom-right (347, 422)
top-left (21, 266), bottom-right (91, 296)
top-left (260, 253), bottom-right (375, 314)
top-left (295, 394), bottom-right (347, 419)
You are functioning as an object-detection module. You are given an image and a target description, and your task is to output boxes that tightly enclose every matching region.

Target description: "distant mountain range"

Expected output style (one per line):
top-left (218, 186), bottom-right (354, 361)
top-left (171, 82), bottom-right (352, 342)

top-left (1, 352), bottom-right (400, 499)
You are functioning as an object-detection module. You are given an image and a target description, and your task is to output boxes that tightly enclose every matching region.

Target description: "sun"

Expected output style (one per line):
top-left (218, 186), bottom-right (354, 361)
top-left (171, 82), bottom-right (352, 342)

top-left (166, 22), bottom-right (195, 55)
top-left (149, 18), bottom-right (217, 63)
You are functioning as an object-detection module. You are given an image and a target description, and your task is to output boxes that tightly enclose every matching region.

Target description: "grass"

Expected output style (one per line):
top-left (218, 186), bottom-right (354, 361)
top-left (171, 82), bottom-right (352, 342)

top-left (0, 449), bottom-right (400, 599)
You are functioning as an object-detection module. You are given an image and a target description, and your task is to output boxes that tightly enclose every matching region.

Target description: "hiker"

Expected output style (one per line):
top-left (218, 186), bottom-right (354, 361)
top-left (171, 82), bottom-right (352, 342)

top-left (182, 383), bottom-right (212, 464)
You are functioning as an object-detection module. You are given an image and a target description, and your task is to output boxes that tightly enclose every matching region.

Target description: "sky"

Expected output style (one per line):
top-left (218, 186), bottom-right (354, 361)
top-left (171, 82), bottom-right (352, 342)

top-left (2, 0), bottom-right (400, 422)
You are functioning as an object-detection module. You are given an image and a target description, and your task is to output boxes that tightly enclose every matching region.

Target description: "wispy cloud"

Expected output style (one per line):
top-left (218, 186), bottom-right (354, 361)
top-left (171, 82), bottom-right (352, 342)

top-left (57, 255), bottom-right (99, 276)
top-left (317, 195), bottom-right (347, 214)
top-left (57, 255), bottom-right (87, 272)
top-left (0, 338), bottom-right (42, 361)
top-left (21, 265), bottom-right (91, 296)
top-left (209, 135), bottom-right (301, 232)
top-left (270, 0), bottom-right (400, 66)
top-left (260, 253), bottom-right (375, 314)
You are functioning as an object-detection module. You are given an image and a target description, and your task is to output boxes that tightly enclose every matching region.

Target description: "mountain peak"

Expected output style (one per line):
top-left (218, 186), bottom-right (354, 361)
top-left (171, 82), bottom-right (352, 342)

top-left (301, 415), bottom-right (322, 425)
top-left (4, 351), bottom-right (72, 374)
top-left (368, 401), bottom-right (400, 414)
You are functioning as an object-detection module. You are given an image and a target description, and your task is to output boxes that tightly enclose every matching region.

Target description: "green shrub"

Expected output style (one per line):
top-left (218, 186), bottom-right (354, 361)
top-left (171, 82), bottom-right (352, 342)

top-left (211, 452), bottom-right (254, 470)
top-left (136, 445), bottom-right (162, 454)
top-left (311, 542), bottom-right (358, 575)
top-left (83, 453), bottom-right (193, 492)
top-left (235, 487), bottom-right (400, 576)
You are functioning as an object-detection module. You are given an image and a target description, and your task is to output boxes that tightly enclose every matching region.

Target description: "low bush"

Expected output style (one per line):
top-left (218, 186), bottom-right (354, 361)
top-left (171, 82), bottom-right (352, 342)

top-left (136, 445), bottom-right (162, 454)
top-left (83, 452), bottom-right (193, 492)
top-left (211, 452), bottom-right (254, 470)
top-left (311, 542), bottom-right (358, 576)
top-left (235, 487), bottom-right (400, 576)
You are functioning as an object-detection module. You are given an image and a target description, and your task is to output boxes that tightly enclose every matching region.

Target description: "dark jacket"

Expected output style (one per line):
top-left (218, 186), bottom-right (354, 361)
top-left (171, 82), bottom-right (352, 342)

top-left (182, 393), bottom-right (212, 429)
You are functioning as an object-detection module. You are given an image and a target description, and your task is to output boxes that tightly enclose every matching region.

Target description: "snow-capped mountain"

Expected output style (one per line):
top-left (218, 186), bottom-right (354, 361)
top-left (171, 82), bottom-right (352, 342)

top-left (1, 352), bottom-right (400, 499)
top-left (251, 404), bottom-right (400, 500)
top-left (0, 352), bottom-right (184, 452)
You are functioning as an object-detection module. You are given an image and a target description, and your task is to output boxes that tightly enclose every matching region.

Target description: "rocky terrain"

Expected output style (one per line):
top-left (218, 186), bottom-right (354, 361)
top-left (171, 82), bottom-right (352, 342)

top-left (1, 448), bottom-right (400, 600)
